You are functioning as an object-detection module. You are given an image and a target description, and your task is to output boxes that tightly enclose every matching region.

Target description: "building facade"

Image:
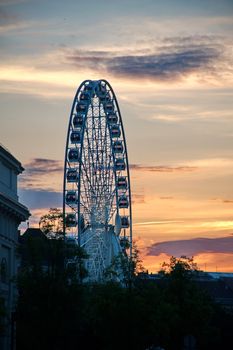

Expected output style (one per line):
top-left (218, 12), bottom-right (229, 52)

top-left (0, 144), bottom-right (30, 350)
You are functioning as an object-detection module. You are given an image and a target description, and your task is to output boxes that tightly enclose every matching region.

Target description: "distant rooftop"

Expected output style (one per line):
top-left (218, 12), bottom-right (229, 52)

top-left (207, 272), bottom-right (233, 279)
top-left (141, 271), bottom-right (233, 280)
top-left (20, 227), bottom-right (47, 240)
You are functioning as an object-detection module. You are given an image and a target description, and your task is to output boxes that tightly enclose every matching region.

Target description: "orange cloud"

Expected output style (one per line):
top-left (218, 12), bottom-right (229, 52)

top-left (139, 235), bottom-right (233, 273)
top-left (147, 236), bottom-right (233, 257)
top-left (132, 193), bottom-right (145, 204)
top-left (141, 252), bottom-right (233, 273)
top-left (130, 164), bottom-right (198, 173)
top-left (19, 158), bottom-right (63, 191)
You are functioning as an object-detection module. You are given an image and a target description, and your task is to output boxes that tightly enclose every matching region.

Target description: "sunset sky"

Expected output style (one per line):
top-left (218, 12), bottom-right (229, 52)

top-left (1, 0), bottom-right (233, 272)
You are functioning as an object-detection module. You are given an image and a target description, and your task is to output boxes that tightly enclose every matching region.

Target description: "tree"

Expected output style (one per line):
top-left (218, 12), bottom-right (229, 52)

top-left (104, 242), bottom-right (145, 287)
top-left (159, 256), bottom-right (199, 279)
top-left (157, 256), bottom-right (224, 349)
top-left (16, 238), bottom-right (233, 350)
top-left (39, 208), bottom-right (63, 236)
top-left (16, 229), bottom-right (88, 350)
top-left (65, 242), bottom-right (89, 283)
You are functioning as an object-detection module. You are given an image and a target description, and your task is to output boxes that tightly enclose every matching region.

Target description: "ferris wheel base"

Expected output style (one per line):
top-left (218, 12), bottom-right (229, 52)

top-left (80, 225), bottom-right (125, 283)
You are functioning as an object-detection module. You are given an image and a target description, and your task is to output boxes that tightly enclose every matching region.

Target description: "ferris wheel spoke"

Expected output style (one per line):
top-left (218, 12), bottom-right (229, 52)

top-left (85, 124), bottom-right (96, 189)
top-left (100, 117), bottom-right (109, 199)
top-left (80, 192), bottom-right (91, 214)
top-left (81, 158), bottom-right (95, 194)
top-left (80, 164), bottom-right (93, 216)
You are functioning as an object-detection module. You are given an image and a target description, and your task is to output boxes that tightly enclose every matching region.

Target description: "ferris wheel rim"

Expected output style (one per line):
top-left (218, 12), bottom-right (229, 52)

top-left (63, 79), bottom-right (132, 280)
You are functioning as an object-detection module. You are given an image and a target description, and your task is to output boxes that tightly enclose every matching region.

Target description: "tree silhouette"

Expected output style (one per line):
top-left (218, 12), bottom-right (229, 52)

top-left (39, 208), bottom-right (63, 236)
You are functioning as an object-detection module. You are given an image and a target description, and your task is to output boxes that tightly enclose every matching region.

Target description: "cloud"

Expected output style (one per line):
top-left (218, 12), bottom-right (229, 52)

top-left (132, 193), bottom-right (145, 204)
top-left (1, 35), bottom-right (232, 98)
top-left (18, 189), bottom-right (63, 210)
top-left (135, 220), bottom-right (184, 226)
top-left (0, 4), bottom-right (28, 33)
top-left (19, 158), bottom-right (198, 193)
top-left (151, 109), bottom-right (233, 123)
top-left (108, 49), bottom-right (218, 80)
top-left (223, 200), bottom-right (233, 204)
top-left (0, 0), bottom-right (27, 5)
top-left (19, 158), bottom-right (63, 191)
top-left (66, 35), bottom-right (231, 83)
top-left (23, 158), bottom-right (63, 175)
top-left (0, 68), bottom-right (77, 98)
top-left (0, 6), bottom-right (17, 25)
top-left (212, 198), bottom-right (233, 204)
top-left (130, 164), bottom-right (198, 172)
top-left (160, 196), bottom-right (173, 200)
top-left (67, 48), bottom-right (219, 81)
top-left (147, 236), bottom-right (233, 257)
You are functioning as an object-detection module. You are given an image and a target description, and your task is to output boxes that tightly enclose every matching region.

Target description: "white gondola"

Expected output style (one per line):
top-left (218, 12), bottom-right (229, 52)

top-left (110, 124), bottom-right (121, 138)
top-left (80, 92), bottom-right (90, 101)
top-left (98, 82), bottom-right (107, 94)
top-left (115, 158), bottom-right (126, 171)
top-left (65, 213), bottom-right (77, 227)
top-left (105, 101), bottom-right (114, 112)
top-left (116, 176), bottom-right (127, 189)
top-left (66, 190), bottom-right (78, 204)
top-left (76, 102), bottom-right (88, 113)
top-left (107, 113), bottom-right (118, 124)
top-left (119, 195), bottom-right (128, 208)
top-left (84, 84), bottom-right (93, 95)
top-left (99, 92), bottom-right (111, 102)
top-left (68, 148), bottom-right (79, 162)
top-left (113, 140), bottom-right (123, 153)
top-left (66, 168), bottom-right (78, 182)
top-left (121, 216), bottom-right (129, 228)
top-left (70, 131), bottom-right (81, 144)
top-left (73, 114), bottom-right (84, 128)
top-left (120, 236), bottom-right (130, 249)
top-left (98, 83), bottom-right (109, 101)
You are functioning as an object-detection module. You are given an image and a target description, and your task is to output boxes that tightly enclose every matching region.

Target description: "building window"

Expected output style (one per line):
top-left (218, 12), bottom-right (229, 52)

top-left (0, 258), bottom-right (7, 283)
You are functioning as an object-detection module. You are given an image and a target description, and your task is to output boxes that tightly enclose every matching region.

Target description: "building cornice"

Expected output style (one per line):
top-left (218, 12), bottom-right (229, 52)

top-left (0, 192), bottom-right (30, 222)
top-left (0, 144), bottom-right (24, 174)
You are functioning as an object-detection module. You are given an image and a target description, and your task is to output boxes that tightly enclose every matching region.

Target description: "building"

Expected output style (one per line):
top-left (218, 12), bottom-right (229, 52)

top-left (19, 227), bottom-right (48, 269)
top-left (0, 144), bottom-right (30, 350)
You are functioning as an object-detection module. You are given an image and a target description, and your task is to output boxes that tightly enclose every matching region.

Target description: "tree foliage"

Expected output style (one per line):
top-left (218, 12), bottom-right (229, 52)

top-left (39, 207), bottom-right (63, 236)
top-left (16, 240), bottom-right (233, 350)
top-left (159, 256), bottom-right (199, 278)
top-left (104, 242), bottom-right (146, 288)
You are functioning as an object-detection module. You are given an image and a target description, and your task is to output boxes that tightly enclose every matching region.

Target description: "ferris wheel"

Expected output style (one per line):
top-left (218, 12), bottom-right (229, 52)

top-left (63, 79), bottom-right (132, 282)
